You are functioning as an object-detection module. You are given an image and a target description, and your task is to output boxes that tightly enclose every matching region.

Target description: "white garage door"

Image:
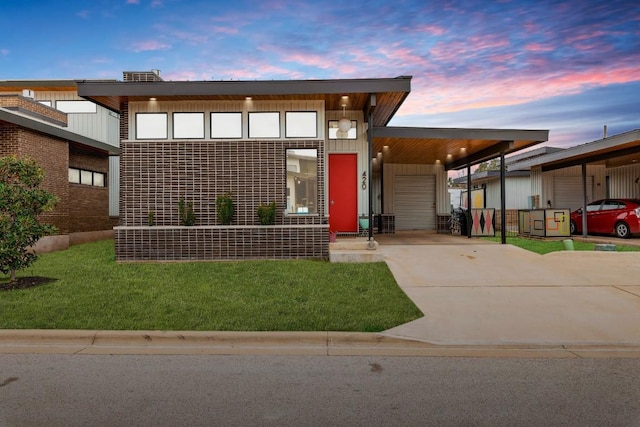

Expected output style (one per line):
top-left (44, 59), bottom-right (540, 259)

top-left (394, 175), bottom-right (436, 230)
top-left (553, 176), bottom-right (593, 210)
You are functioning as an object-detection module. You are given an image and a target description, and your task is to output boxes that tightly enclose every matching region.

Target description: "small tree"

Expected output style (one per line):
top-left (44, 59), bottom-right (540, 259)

top-left (0, 156), bottom-right (57, 283)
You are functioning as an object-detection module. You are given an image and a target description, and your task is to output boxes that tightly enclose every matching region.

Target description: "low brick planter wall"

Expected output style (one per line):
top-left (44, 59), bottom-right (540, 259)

top-left (114, 225), bottom-right (329, 262)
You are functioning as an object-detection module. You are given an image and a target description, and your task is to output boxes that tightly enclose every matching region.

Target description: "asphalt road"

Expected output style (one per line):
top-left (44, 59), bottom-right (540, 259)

top-left (1, 354), bottom-right (639, 426)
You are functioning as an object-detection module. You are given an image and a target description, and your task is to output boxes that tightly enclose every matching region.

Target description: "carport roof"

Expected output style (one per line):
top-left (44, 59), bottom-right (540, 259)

top-left (508, 129), bottom-right (640, 172)
top-left (372, 127), bottom-right (549, 171)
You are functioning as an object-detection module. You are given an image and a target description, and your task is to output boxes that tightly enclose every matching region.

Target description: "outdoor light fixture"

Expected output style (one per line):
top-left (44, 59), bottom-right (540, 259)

top-left (337, 96), bottom-right (351, 137)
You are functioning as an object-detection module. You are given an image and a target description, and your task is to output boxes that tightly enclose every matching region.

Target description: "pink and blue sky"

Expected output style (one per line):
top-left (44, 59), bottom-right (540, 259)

top-left (1, 0), bottom-right (638, 148)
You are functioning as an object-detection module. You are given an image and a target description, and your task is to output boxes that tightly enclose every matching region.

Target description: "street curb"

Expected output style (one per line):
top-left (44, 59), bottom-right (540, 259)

top-left (1, 330), bottom-right (640, 358)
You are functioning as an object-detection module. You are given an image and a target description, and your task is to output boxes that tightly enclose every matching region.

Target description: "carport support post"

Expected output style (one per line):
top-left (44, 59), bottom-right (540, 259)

top-left (367, 94), bottom-right (376, 241)
top-left (500, 149), bottom-right (507, 244)
top-left (581, 162), bottom-right (588, 238)
top-left (466, 164), bottom-right (472, 238)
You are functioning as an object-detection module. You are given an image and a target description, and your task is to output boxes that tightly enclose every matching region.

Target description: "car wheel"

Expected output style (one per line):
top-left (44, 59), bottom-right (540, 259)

top-left (615, 222), bottom-right (630, 239)
top-left (570, 220), bottom-right (577, 235)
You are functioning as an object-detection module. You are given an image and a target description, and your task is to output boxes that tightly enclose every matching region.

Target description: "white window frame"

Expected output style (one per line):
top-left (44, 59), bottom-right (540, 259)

top-left (173, 112), bottom-right (205, 139)
top-left (136, 113), bottom-right (168, 140)
top-left (249, 112), bottom-right (280, 138)
top-left (211, 112), bottom-right (243, 139)
top-left (285, 112), bottom-right (317, 138)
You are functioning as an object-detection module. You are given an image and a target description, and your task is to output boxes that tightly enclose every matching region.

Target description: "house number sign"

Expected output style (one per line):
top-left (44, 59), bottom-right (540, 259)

top-left (361, 171), bottom-right (367, 190)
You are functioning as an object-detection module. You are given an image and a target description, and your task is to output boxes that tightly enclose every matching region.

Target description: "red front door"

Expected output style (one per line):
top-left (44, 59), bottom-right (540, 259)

top-left (329, 154), bottom-right (358, 232)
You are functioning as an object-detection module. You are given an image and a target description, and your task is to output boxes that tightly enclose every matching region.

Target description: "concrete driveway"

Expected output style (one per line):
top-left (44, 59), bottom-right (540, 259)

top-left (379, 236), bottom-right (640, 346)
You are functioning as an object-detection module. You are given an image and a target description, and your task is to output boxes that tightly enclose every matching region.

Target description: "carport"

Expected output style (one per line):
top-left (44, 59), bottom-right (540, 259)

top-left (370, 127), bottom-right (549, 243)
top-left (507, 129), bottom-right (640, 237)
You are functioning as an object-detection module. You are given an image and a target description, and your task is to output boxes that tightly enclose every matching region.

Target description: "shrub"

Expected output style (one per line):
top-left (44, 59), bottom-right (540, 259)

top-left (257, 202), bottom-right (277, 225)
top-left (178, 197), bottom-right (196, 226)
top-left (216, 192), bottom-right (234, 225)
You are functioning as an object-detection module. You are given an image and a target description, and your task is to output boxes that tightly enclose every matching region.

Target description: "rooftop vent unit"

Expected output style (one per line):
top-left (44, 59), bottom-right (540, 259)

top-left (22, 89), bottom-right (35, 99)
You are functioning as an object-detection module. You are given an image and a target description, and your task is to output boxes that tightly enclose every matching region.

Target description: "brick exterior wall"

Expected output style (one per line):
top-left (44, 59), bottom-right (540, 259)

top-left (115, 91), bottom-right (331, 261)
top-left (68, 145), bottom-right (112, 233)
top-left (1, 121), bottom-right (113, 237)
top-left (120, 140), bottom-right (325, 226)
top-left (117, 137), bottom-right (329, 261)
top-left (115, 226), bottom-right (327, 261)
top-left (0, 95), bottom-right (67, 125)
top-left (5, 126), bottom-right (71, 234)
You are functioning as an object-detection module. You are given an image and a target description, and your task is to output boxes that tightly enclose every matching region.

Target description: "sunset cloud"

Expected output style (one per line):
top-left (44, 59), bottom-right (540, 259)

top-left (130, 40), bottom-right (171, 52)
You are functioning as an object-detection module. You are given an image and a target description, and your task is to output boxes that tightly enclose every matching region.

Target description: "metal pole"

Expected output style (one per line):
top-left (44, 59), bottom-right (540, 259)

top-left (466, 164), bottom-right (472, 238)
top-left (500, 150), bottom-right (507, 244)
top-left (582, 162), bottom-right (588, 237)
top-left (367, 103), bottom-right (374, 241)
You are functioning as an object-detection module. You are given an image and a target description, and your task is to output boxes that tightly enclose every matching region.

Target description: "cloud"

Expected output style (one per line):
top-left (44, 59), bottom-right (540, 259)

top-left (130, 40), bottom-right (172, 52)
top-left (76, 10), bottom-right (90, 19)
top-left (0, 49), bottom-right (9, 56)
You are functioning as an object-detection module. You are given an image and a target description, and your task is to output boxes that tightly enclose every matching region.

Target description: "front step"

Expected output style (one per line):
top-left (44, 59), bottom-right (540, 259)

top-left (329, 250), bottom-right (385, 263)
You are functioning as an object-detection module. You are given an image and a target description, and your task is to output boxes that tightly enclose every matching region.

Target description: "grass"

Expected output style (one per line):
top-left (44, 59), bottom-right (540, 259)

top-left (484, 234), bottom-right (640, 255)
top-left (0, 240), bottom-right (423, 331)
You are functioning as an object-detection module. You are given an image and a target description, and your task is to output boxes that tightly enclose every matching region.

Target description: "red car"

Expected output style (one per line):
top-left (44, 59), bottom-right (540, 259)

top-left (570, 199), bottom-right (640, 238)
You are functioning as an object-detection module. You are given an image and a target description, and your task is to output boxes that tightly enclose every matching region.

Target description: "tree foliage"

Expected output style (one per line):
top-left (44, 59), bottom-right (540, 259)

top-left (0, 156), bottom-right (57, 283)
top-left (476, 159), bottom-right (501, 172)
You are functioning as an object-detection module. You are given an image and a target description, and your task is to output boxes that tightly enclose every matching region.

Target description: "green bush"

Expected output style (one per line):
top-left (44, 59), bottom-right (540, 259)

top-left (178, 197), bottom-right (196, 226)
top-left (257, 202), bottom-right (277, 225)
top-left (0, 156), bottom-right (57, 283)
top-left (216, 192), bottom-right (234, 225)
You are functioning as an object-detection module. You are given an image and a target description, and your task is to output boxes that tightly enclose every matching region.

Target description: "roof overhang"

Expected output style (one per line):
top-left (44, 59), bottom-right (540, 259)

top-left (509, 129), bottom-right (640, 172)
top-left (0, 108), bottom-right (120, 155)
top-left (77, 77), bottom-right (412, 127)
top-left (372, 127), bottom-right (549, 170)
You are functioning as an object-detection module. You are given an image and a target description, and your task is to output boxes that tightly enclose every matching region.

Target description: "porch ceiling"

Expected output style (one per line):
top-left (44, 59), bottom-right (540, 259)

top-left (77, 77), bottom-right (411, 127)
top-left (372, 127), bottom-right (549, 171)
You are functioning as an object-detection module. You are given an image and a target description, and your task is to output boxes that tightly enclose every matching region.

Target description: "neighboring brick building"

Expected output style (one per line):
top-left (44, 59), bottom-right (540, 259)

top-left (0, 81), bottom-right (120, 252)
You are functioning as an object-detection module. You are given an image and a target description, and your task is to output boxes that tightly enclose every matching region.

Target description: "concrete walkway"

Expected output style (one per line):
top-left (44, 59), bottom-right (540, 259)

top-left (381, 240), bottom-right (640, 347)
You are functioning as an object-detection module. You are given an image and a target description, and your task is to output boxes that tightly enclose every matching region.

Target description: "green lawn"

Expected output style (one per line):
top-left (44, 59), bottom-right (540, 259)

top-left (0, 240), bottom-right (422, 331)
top-left (484, 235), bottom-right (640, 255)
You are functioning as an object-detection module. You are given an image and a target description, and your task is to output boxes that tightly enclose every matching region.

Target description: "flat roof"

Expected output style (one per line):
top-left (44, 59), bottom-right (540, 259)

top-left (373, 127), bottom-right (549, 170)
top-left (508, 129), bottom-right (640, 171)
top-left (77, 77), bottom-right (412, 127)
top-left (0, 107), bottom-right (120, 155)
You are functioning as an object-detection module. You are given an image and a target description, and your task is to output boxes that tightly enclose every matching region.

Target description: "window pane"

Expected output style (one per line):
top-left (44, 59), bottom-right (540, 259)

top-left (211, 112), bottom-right (242, 138)
top-left (93, 172), bottom-right (105, 187)
top-left (39, 100), bottom-right (52, 107)
top-left (286, 112), bottom-right (317, 138)
top-left (80, 170), bottom-right (93, 185)
top-left (286, 149), bottom-right (317, 214)
top-left (136, 113), bottom-right (167, 139)
top-left (69, 168), bottom-right (80, 184)
top-left (56, 100), bottom-right (97, 113)
top-left (249, 112), bottom-right (280, 138)
top-left (173, 112), bottom-right (204, 139)
top-left (328, 120), bottom-right (357, 139)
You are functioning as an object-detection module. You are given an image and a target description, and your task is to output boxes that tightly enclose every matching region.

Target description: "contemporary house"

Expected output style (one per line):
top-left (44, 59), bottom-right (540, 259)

top-left (78, 70), bottom-right (548, 261)
top-left (0, 80), bottom-right (120, 251)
